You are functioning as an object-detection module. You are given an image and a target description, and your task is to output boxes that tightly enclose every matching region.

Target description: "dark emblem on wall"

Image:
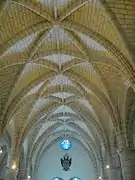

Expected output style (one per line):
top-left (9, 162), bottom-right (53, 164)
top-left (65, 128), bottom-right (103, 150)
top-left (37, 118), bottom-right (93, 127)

top-left (61, 154), bottom-right (72, 171)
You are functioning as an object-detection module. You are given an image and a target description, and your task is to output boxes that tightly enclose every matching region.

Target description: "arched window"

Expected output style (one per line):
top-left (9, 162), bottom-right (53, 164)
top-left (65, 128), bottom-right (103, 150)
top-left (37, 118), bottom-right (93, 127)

top-left (52, 177), bottom-right (63, 180)
top-left (70, 177), bottom-right (81, 180)
top-left (60, 140), bottom-right (72, 150)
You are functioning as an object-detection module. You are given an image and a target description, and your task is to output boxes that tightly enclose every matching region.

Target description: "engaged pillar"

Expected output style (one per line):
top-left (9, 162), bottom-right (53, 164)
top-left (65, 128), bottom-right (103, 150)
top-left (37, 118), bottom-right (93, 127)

top-left (117, 148), bottom-right (135, 180)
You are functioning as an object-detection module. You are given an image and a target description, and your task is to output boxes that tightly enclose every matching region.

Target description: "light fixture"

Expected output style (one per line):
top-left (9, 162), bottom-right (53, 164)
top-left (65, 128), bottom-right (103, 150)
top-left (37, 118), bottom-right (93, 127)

top-left (106, 165), bottom-right (110, 169)
top-left (11, 164), bottom-right (16, 170)
top-left (0, 148), bottom-right (2, 154)
top-left (28, 175), bottom-right (31, 179)
top-left (99, 176), bottom-right (102, 180)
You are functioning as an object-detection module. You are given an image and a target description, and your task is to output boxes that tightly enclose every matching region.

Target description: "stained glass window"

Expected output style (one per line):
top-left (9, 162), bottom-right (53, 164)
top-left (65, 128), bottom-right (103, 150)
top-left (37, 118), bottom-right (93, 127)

top-left (70, 177), bottom-right (81, 180)
top-left (60, 140), bottom-right (72, 150)
top-left (52, 177), bottom-right (63, 180)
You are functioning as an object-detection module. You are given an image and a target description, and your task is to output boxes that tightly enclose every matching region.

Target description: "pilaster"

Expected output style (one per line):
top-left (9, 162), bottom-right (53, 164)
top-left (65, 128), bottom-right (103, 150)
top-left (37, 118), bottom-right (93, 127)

top-left (117, 148), bottom-right (135, 180)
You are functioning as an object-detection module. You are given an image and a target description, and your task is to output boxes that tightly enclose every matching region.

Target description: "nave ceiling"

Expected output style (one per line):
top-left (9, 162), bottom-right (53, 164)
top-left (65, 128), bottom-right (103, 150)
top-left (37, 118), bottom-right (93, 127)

top-left (0, 0), bottom-right (135, 178)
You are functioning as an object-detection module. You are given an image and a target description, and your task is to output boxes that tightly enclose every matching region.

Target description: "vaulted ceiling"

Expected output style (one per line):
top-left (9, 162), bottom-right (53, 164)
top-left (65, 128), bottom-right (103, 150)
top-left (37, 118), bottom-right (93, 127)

top-left (0, 0), bottom-right (135, 178)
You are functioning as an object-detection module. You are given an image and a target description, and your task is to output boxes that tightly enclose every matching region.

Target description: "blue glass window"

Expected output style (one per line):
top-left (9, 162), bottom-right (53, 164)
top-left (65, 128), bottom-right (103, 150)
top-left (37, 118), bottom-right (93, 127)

top-left (52, 177), bottom-right (63, 180)
top-left (70, 177), bottom-right (81, 180)
top-left (60, 140), bottom-right (72, 150)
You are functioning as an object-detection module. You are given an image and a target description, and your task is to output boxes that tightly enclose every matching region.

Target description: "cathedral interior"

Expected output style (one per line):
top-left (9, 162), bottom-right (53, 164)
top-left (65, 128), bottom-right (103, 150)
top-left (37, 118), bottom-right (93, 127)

top-left (0, 0), bottom-right (135, 180)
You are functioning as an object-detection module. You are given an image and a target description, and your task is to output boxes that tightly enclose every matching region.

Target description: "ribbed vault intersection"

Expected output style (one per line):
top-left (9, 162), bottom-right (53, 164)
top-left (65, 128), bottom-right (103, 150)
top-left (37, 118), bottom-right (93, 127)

top-left (0, 0), bottom-right (135, 180)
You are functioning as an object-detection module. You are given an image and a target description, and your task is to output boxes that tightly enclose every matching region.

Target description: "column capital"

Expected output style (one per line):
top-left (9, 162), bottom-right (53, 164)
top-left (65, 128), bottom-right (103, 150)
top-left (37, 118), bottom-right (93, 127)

top-left (5, 168), bottom-right (18, 180)
top-left (117, 147), bottom-right (135, 155)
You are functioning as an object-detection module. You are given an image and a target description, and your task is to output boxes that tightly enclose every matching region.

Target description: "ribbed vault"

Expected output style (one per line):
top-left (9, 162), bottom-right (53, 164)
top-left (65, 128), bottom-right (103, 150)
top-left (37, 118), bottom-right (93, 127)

top-left (0, 0), bottom-right (135, 179)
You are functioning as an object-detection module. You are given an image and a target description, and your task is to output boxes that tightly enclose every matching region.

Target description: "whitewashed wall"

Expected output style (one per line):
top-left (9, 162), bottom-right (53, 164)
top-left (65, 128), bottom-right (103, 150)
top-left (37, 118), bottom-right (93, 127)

top-left (35, 138), bottom-right (96, 180)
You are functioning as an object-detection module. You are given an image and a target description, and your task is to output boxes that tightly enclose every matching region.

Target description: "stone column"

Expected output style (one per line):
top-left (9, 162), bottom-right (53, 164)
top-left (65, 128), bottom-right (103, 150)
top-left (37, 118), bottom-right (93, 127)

top-left (108, 147), bottom-right (122, 180)
top-left (101, 165), bottom-right (109, 180)
top-left (109, 166), bottom-right (122, 180)
top-left (5, 147), bottom-right (18, 180)
top-left (117, 148), bottom-right (135, 180)
top-left (5, 168), bottom-right (18, 180)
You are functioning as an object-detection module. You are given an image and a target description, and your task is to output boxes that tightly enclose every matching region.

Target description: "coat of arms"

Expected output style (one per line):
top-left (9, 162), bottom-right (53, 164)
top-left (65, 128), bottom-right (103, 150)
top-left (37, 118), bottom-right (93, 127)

top-left (61, 154), bottom-right (72, 171)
